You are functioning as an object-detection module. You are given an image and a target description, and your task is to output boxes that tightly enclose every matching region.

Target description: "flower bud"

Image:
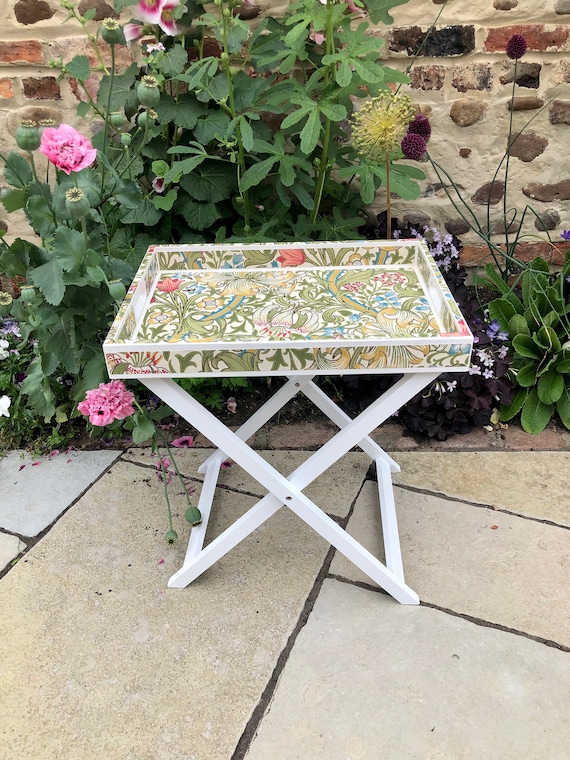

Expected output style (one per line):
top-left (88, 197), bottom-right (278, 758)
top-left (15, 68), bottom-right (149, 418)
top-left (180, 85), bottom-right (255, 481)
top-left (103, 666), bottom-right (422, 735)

top-left (65, 187), bottom-right (91, 219)
top-left (184, 506), bottom-right (202, 526)
top-left (101, 18), bottom-right (126, 45)
top-left (120, 133), bottom-right (132, 148)
top-left (137, 110), bottom-right (156, 128)
top-left (137, 76), bottom-right (161, 108)
top-left (110, 111), bottom-right (125, 128)
top-left (108, 279), bottom-right (126, 302)
top-left (165, 529), bottom-right (179, 544)
top-left (220, 51), bottom-right (229, 62)
top-left (15, 120), bottom-right (41, 152)
top-left (19, 286), bottom-right (36, 303)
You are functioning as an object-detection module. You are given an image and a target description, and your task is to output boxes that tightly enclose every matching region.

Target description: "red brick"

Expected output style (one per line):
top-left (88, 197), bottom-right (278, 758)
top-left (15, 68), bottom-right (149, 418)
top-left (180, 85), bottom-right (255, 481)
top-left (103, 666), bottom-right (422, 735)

top-left (0, 78), bottom-right (14, 98)
top-left (485, 25), bottom-right (569, 53)
top-left (0, 40), bottom-right (42, 64)
top-left (22, 77), bottom-right (61, 100)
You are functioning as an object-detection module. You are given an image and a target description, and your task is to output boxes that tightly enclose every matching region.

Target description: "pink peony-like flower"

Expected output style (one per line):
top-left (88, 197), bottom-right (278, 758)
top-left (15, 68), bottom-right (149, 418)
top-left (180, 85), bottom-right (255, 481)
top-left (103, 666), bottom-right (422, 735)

top-left (39, 124), bottom-right (97, 175)
top-left (277, 248), bottom-right (306, 267)
top-left (78, 380), bottom-right (135, 426)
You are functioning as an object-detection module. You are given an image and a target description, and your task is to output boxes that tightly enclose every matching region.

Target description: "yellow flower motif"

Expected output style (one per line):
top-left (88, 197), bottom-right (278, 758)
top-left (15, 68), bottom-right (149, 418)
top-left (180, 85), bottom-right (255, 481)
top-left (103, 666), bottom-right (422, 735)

top-left (351, 91), bottom-right (415, 161)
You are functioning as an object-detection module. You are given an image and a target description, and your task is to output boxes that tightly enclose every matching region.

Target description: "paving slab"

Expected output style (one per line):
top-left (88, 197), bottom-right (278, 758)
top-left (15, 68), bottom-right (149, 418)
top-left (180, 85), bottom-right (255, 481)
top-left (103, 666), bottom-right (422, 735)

top-left (245, 579), bottom-right (570, 760)
top-left (0, 532), bottom-right (25, 572)
top-left (0, 449), bottom-right (121, 537)
top-left (124, 447), bottom-right (371, 519)
top-left (0, 458), bottom-right (332, 760)
top-left (330, 481), bottom-right (570, 647)
top-left (391, 451), bottom-right (570, 526)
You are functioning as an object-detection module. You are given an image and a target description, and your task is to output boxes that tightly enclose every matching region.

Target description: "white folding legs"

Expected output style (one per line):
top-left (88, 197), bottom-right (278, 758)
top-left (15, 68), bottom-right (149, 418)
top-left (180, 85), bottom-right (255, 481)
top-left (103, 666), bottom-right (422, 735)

top-left (140, 373), bottom-right (439, 604)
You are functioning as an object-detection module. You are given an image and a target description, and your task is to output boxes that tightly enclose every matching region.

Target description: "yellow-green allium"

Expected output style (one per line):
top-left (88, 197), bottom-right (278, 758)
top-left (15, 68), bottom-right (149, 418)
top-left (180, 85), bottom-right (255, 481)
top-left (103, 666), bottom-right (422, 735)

top-left (351, 92), bottom-right (415, 161)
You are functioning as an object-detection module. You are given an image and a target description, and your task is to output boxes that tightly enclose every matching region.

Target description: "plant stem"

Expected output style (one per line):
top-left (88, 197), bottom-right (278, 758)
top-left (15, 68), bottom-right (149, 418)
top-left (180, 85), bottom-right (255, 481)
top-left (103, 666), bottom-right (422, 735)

top-left (385, 149), bottom-right (391, 237)
top-left (100, 43), bottom-right (116, 199)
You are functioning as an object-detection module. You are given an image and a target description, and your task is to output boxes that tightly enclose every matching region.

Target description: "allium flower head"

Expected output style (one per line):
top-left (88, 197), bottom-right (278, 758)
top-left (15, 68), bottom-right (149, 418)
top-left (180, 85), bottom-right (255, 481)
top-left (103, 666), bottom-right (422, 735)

top-left (406, 113), bottom-right (431, 142)
top-left (401, 132), bottom-right (427, 161)
top-left (506, 34), bottom-right (527, 60)
top-left (351, 91), bottom-right (415, 161)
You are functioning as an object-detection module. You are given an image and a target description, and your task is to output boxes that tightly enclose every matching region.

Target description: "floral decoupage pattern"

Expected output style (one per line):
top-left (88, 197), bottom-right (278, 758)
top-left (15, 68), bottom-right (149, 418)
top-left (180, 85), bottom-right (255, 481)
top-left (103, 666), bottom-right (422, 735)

top-left (104, 241), bottom-right (473, 377)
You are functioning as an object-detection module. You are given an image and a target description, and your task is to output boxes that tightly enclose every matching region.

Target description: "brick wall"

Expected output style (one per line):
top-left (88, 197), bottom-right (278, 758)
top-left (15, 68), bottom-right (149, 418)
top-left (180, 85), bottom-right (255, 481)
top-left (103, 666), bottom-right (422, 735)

top-left (1, 0), bottom-right (569, 264)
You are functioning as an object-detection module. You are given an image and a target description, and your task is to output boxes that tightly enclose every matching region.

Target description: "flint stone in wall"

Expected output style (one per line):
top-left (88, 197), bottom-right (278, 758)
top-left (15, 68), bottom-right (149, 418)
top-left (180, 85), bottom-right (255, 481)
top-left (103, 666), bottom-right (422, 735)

top-left (450, 98), bottom-right (487, 126)
top-left (410, 65), bottom-right (446, 90)
top-left (471, 181), bottom-right (505, 205)
top-left (508, 132), bottom-right (548, 162)
top-left (508, 95), bottom-right (544, 110)
top-left (78, 0), bottom-right (119, 20)
top-left (555, 60), bottom-right (570, 84)
top-left (452, 64), bottom-right (492, 92)
top-left (402, 211), bottom-right (431, 228)
top-left (555, 0), bottom-right (570, 13)
top-left (14, 0), bottom-right (54, 24)
top-left (390, 25), bottom-right (475, 57)
top-left (493, 0), bottom-right (518, 8)
top-left (535, 209), bottom-right (561, 230)
top-left (500, 62), bottom-right (541, 88)
top-left (523, 180), bottom-right (570, 202)
top-left (492, 219), bottom-right (521, 235)
top-left (549, 100), bottom-right (570, 124)
top-left (445, 218), bottom-right (471, 235)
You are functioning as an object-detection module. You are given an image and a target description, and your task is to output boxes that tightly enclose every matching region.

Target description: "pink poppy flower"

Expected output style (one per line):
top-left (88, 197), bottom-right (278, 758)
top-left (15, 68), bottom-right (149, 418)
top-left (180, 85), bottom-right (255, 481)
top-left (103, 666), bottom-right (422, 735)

top-left (277, 248), bottom-right (306, 267)
top-left (158, 0), bottom-right (180, 35)
top-left (39, 124), bottom-right (97, 175)
top-left (156, 277), bottom-right (180, 292)
top-left (78, 380), bottom-right (135, 426)
top-left (133, 0), bottom-right (164, 24)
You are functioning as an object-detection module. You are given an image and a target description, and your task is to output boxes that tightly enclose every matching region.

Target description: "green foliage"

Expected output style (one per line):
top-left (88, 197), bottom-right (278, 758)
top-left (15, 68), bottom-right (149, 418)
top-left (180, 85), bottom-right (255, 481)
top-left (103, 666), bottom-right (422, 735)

top-left (489, 254), bottom-right (570, 433)
top-left (0, 0), bottom-right (424, 435)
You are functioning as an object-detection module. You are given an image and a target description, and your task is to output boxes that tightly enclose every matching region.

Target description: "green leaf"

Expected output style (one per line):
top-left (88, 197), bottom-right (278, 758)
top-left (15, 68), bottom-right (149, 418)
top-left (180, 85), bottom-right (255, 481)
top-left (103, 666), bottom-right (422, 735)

top-left (131, 411), bottom-right (156, 444)
top-left (534, 325), bottom-right (561, 353)
top-left (319, 102), bottom-right (347, 122)
top-left (173, 196), bottom-right (219, 231)
top-left (520, 388), bottom-right (553, 434)
top-left (238, 118), bottom-right (254, 152)
top-left (193, 111), bottom-right (231, 143)
top-left (121, 197), bottom-right (162, 226)
top-left (512, 334), bottom-right (541, 360)
top-left (508, 313), bottom-right (530, 337)
top-left (97, 62), bottom-right (138, 113)
top-left (180, 161), bottom-right (237, 202)
top-left (537, 370), bottom-right (564, 404)
top-left (499, 387), bottom-right (528, 421)
top-left (1, 187), bottom-right (26, 212)
top-left (66, 55), bottom-right (91, 81)
top-left (278, 156), bottom-right (296, 188)
top-left (155, 93), bottom-right (206, 129)
top-left (21, 356), bottom-right (56, 418)
top-left (114, 179), bottom-right (143, 209)
top-left (516, 362), bottom-right (537, 387)
top-left (164, 154), bottom-right (208, 184)
top-left (280, 105), bottom-right (313, 131)
top-left (300, 107), bottom-right (321, 155)
top-left (366, 0), bottom-right (410, 24)
top-left (157, 44), bottom-right (187, 76)
top-left (239, 156), bottom-right (279, 193)
top-left (556, 379), bottom-right (570, 429)
top-left (335, 59), bottom-right (352, 87)
top-left (3, 151), bottom-right (33, 188)
top-left (351, 57), bottom-right (386, 83)
top-left (152, 160), bottom-right (170, 178)
top-left (482, 263), bottom-right (513, 295)
top-left (52, 228), bottom-right (85, 272)
top-left (290, 181), bottom-right (314, 210)
top-left (488, 298), bottom-right (517, 331)
top-left (553, 354), bottom-right (570, 374)
top-left (152, 188), bottom-right (178, 211)
top-left (46, 313), bottom-right (80, 374)
top-left (82, 353), bottom-right (107, 391)
top-left (30, 258), bottom-right (65, 305)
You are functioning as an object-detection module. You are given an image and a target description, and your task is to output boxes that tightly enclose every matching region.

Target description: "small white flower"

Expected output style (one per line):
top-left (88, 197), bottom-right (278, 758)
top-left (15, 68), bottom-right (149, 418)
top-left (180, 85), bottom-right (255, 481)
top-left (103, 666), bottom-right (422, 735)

top-left (0, 395), bottom-right (11, 417)
top-left (0, 339), bottom-right (9, 360)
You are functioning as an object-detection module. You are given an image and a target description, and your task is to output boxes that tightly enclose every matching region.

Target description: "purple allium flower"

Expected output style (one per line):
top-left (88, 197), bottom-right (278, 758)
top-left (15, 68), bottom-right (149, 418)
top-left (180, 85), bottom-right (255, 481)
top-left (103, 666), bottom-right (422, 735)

top-left (401, 132), bottom-right (427, 160)
top-left (506, 34), bottom-right (527, 60)
top-left (560, 230), bottom-right (570, 241)
top-left (406, 113), bottom-right (431, 142)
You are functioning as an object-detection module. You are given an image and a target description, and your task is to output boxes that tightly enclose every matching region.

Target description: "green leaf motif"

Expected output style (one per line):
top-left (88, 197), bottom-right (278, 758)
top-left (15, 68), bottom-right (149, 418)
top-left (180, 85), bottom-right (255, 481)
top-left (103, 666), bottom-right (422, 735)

top-left (30, 258), bottom-right (65, 306)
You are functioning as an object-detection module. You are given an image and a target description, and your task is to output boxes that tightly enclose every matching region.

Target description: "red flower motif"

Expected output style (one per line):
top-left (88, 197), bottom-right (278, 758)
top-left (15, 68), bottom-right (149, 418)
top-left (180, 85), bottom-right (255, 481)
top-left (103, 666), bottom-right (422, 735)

top-left (156, 278), bottom-right (180, 292)
top-left (277, 248), bottom-right (306, 267)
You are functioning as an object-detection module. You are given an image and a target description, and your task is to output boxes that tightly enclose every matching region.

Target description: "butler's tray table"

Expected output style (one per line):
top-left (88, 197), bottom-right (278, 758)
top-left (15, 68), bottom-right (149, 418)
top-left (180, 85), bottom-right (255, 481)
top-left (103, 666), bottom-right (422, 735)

top-left (104, 240), bottom-right (473, 604)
